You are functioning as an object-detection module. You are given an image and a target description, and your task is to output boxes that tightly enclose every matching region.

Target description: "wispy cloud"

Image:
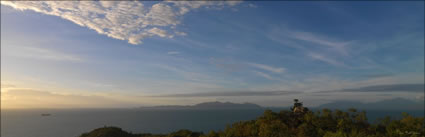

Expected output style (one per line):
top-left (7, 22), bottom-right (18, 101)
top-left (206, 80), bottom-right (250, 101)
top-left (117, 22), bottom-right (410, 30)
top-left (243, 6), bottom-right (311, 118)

top-left (1, 1), bottom-right (241, 45)
top-left (167, 51), bottom-right (181, 55)
top-left (268, 26), bottom-right (350, 55)
top-left (1, 83), bottom-right (15, 89)
top-left (290, 31), bottom-right (350, 56)
top-left (253, 71), bottom-right (275, 80)
top-left (1, 88), bottom-right (130, 108)
top-left (247, 63), bottom-right (285, 74)
top-left (340, 84), bottom-right (425, 92)
top-left (1, 82), bottom-right (17, 93)
top-left (151, 90), bottom-right (301, 97)
top-left (5, 46), bottom-right (83, 62)
top-left (268, 26), bottom-right (352, 68)
top-left (154, 64), bottom-right (217, 83)
top-left (362, 73), bottom-right (394, 78)
top-left (246, 3), bottom-right (258, 8)
top-left (307, 52), bottom-right (345, 67)
top-left (320, 83), bottom-right (425, 93)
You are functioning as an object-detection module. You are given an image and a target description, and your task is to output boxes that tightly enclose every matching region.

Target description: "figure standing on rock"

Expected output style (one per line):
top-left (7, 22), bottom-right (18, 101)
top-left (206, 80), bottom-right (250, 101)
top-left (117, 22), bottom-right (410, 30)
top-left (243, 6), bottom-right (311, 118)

top-left (290, 99), bottom-right (309, 115)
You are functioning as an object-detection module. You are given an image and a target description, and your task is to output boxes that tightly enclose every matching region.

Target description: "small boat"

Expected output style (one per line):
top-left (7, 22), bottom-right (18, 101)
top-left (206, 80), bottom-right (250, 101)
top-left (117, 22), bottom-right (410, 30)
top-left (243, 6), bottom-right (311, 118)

top-left (41, 113), bottom-right (51, 116)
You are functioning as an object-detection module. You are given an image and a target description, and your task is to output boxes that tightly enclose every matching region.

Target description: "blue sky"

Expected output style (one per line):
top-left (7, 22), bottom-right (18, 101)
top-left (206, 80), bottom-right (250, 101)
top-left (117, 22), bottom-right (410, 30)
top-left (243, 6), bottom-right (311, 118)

top-left (1, 1), bottom-right (424, 108)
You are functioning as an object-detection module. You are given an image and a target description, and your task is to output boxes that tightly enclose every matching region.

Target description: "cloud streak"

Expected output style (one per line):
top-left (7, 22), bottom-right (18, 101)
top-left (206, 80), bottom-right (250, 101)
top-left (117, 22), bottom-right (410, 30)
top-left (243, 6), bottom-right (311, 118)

top-left (4, 46), bottom-right (83, 62)
top-left (247, 63), bottom-right (285, 74)
top-left (1, 88), bottom-right (131, 108)
top-left (253, 71), bottom-right (275, 80)
top-left (307, 52), bottom-right (345, 67)
top-left (151, 90), bottom-right (301, 97)
top-left (1, 1), bottom-right (241, 45)
top-left (268, 26), bottom-right (351, 67)
top-left (290, 31), bottom-right (350, 56)
top-left (323, 83), bottom-right (425, 93)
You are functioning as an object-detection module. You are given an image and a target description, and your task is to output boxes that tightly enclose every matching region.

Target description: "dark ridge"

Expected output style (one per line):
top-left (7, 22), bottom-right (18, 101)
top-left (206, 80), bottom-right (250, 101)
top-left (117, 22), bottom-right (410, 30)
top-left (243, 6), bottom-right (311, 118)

top-left (140, 101), bottom-right (262, 110)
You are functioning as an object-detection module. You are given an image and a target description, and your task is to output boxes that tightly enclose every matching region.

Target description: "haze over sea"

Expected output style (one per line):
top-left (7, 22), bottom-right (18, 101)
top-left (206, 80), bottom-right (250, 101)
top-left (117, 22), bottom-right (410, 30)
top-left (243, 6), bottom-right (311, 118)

top-left (2, 108), bottom-right (423, 137)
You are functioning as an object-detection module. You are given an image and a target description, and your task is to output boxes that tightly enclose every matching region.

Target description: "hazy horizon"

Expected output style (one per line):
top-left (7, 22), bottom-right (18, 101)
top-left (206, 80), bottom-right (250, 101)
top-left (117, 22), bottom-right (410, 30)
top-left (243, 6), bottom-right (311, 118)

top-left (1, 1), bottom-right (424, 109)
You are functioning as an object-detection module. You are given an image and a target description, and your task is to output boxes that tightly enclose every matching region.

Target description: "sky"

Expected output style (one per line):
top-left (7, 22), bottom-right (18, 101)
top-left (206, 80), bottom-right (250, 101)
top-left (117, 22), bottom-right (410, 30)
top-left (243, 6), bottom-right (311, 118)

top-left (1, 1), bottom-right (424, 109)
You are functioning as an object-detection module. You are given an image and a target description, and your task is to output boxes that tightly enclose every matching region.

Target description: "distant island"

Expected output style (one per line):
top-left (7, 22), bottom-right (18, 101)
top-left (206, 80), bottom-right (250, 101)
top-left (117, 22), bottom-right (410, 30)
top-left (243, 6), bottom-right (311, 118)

top-left (140, 101), bottom-right (262, 110)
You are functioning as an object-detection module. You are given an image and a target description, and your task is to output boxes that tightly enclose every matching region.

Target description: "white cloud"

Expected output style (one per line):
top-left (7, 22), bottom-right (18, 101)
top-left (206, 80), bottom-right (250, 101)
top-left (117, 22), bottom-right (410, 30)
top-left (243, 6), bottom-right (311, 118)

top-left (253, 71), bottom-right (275, 80)
top-left (268, 26), bottom-right (352, 68)
top-left (1, 1), bottom-right (241, 45)
top-left (168, 1), bottom-right (242, 14)
top-left (148, 27), bottom-right (172, 38)
top-left (247, 63), bottom-right (285, 73)
top-left (1, 82), bottom-right (17, 93)
top-left (248, 3), bottom-right (258, 8)
top-left (291, 31), bottom-right (350, 56)
top-left (175, 31), bottom-right (187, 36)
top-left (308, 52), bottom-right (345, 67)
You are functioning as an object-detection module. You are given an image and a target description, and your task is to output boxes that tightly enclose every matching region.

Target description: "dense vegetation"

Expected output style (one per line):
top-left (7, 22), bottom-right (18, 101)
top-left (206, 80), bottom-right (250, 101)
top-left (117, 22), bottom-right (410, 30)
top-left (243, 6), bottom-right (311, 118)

top-left (80, 108), bottom-right (424, 137)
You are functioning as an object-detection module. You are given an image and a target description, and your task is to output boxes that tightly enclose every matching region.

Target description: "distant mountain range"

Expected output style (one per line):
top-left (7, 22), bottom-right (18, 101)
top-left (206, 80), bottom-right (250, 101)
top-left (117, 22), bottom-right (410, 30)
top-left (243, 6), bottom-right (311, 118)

top-left (140, 98), bottom-right (424, 110)
top-left (316, 98), bottom-right (424, 110)
top-left (140, 101), bottom-right (262, 110)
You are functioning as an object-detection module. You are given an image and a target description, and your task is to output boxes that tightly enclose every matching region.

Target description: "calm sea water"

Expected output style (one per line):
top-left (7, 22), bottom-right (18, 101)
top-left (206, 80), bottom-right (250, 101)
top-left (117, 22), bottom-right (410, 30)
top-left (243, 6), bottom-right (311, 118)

top-left (1, 109), bottom-right (423, 137)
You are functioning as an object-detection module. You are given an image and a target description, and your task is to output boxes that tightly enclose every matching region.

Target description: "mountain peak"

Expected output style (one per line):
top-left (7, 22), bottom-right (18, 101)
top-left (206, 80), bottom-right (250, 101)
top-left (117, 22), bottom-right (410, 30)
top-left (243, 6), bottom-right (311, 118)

top-left (140, 101), bottom-right (262, 110)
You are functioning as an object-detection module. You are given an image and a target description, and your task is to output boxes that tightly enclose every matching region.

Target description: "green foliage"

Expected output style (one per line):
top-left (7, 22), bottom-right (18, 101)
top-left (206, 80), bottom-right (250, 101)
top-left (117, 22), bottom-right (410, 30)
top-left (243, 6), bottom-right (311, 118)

top-left (80, 127), bottom-right (135, 137)
top-left (167, 129), bottom-right (202, 137)
top-left (80, 109), bottom-right (425, 137)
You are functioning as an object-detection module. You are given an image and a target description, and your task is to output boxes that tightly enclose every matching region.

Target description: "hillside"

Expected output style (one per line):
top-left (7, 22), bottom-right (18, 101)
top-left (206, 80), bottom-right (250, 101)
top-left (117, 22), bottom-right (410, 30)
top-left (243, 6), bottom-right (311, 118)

top-left (80, 108), bottom-right (424, 137)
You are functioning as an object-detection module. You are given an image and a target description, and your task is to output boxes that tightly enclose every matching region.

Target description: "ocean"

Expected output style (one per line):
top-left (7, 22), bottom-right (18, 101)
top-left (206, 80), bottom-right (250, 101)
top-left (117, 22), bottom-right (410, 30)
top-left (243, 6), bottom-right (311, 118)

top-left (1, 108), bottom-right (423, 137)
